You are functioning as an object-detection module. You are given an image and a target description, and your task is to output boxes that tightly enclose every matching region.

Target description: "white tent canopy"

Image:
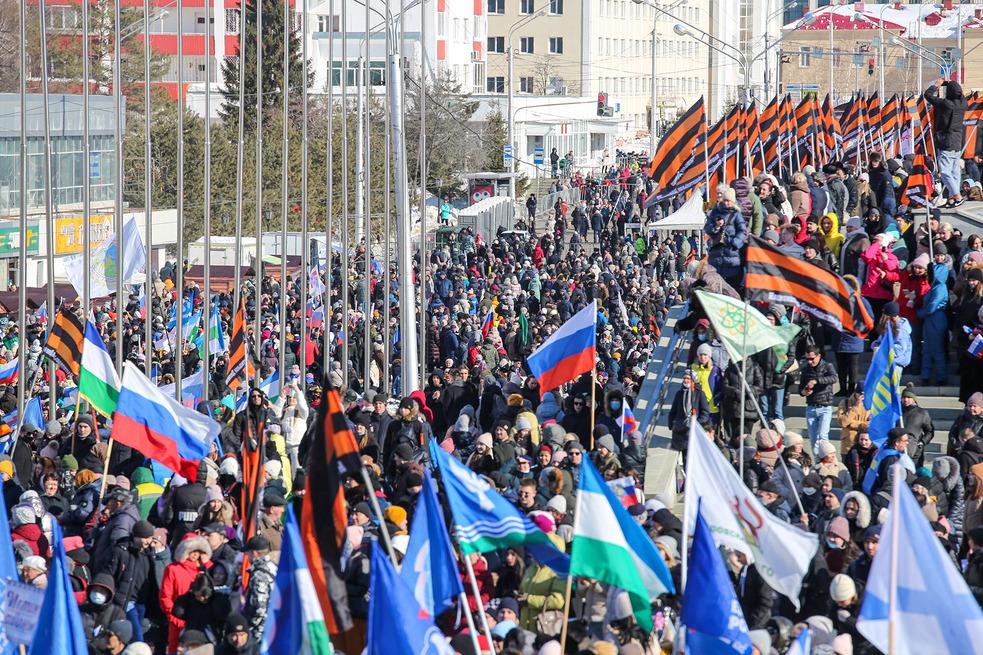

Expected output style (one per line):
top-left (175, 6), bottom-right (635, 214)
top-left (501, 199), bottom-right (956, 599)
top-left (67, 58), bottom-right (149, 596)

top-left (650, 192), bottom-right (706, 231)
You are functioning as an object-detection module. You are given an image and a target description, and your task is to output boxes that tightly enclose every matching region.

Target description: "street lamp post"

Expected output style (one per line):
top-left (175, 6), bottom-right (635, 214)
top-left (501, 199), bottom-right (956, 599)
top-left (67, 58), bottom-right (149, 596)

top-left (890, 36), bottom-right (951, 80)
top-left (854, 6), bottom-right (890, 100)
top-left (507, 9), bottom-right (547, 197)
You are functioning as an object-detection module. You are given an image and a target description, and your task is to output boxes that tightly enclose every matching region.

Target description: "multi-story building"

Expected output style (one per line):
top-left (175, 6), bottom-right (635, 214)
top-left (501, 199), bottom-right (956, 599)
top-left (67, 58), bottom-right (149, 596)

top-left (484, 0), bottom-right (709, 134)
top-left (779, 3), bottom-right (983, 103)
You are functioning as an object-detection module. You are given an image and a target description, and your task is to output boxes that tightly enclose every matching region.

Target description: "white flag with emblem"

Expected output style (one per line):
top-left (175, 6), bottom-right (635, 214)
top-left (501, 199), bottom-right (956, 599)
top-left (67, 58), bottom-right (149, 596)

top-left (684, 421), bottom-right (819, 609)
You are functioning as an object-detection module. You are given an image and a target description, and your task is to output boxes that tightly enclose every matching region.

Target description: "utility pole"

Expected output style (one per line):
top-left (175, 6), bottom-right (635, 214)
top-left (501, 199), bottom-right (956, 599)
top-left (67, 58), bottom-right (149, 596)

top-left (650, 29), bottom-right (657, 155)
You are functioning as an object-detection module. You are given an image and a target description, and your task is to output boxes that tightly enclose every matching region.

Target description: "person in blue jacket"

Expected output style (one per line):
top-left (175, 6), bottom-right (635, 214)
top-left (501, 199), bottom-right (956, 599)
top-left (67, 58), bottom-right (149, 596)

top-left (872, 301), bottom-right (912, 373)
top-left (917, 263), bottom-right (950, 385)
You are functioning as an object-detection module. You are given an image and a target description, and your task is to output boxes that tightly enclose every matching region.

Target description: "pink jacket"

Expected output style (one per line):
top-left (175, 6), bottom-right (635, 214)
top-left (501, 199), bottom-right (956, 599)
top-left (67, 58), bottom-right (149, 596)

top-left (861, 242), bottom-right (901, 300)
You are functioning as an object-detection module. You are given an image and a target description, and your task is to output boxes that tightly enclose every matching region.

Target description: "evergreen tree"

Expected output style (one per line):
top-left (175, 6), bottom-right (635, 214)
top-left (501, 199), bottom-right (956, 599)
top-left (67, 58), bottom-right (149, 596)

top-left (220, 0), bottom-right (310, 129)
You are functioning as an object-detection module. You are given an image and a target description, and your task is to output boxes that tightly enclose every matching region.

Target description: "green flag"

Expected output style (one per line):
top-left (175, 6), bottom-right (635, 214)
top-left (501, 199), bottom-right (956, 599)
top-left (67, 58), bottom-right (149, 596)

top-left (693, 289), bottom-right (800, 362)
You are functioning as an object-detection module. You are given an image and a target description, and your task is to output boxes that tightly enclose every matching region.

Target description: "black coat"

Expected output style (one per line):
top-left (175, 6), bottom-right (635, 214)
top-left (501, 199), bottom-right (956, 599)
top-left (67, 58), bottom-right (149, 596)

top-left (735, 564), bottom-right (775, 630)
top-left (902, 404), bottom-right (935, 462)
top-left (925, 82), bottom-right (968, 152)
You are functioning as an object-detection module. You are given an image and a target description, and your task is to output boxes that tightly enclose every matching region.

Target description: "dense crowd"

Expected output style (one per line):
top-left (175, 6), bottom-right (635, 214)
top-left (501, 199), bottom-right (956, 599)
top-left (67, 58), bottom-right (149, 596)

top-left (1, 78), bottom-right (982, 655)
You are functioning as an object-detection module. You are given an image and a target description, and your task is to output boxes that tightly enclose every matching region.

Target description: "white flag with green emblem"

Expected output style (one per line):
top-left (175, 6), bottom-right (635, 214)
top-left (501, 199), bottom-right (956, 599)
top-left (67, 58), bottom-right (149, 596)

top-left (694, 289), bottom-right (801, 363)
top-left (78, 321), bottom-right (121, 417)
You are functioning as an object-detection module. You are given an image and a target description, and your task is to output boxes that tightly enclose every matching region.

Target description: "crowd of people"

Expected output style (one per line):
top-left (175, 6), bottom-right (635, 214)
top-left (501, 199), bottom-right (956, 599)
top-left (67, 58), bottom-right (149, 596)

top-left (1, 77), bottom-right (982, 655)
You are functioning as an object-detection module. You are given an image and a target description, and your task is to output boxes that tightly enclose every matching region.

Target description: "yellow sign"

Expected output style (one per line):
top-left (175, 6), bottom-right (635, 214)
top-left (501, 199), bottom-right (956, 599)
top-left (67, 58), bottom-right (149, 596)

top-left (54, 215), bottom-right (115, 255)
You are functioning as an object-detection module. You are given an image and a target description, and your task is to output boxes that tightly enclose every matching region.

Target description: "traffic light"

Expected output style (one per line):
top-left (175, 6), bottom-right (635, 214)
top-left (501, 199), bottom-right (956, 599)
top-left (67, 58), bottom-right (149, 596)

top-left (868, 57), bottom-right (875, 76)
top-left (597, 92), bottom-right (607, 116)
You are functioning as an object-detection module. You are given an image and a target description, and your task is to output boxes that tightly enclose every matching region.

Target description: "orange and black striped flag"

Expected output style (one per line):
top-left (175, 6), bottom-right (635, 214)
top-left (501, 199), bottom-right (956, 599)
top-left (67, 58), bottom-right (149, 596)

top-left (43, 308), bottom-right (84, 378)
top-left (879, 94), bottom-right (901, 157)
top-left (707, 105), bottom-right (741, 196)
top-left (839, 94), bottom-right (863, 161)
top-left (899, 154), bottom-right (935, 207)
top-left (962, 91), bottom-right (983, 158)
top-left (820, 94), bottom-right (842, 159)
top-left (225, 297), bottom-right (254, 391)
top-left (742, 102), bottom-right (762, 174)
top-left (917, 96), bottom-right (936, 160)
top-left (757, 96), bottom-right (779, 171)
top-left (647, 97), bottom-right (707, 203)
top-left (866, 92), bottom-right (882, 150)
top-left (794, 96), bottom-right (818, 165)
top-left (745, 236), bottom-right (874, 337)
top-left (301, 386), bottom-right (362, 635)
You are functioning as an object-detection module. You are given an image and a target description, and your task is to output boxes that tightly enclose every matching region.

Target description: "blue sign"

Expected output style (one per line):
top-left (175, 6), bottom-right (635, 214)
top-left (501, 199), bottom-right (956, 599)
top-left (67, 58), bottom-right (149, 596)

top-left (503, 145), bottom-right (513, 162)
top-left (534, 145), bottom-right (544, 165)
top-left (615, 102), bottom-right (621, 113)
top-left (89, 152), bottom-right (101, 179)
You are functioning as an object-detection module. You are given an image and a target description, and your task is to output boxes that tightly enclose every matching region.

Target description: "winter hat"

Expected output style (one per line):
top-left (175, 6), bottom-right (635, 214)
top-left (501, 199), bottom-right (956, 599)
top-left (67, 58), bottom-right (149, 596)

top-left (828, 516), bottom-right (851, 542)
top-left (747, 630), bottom-right (772, 655)
top-left (829, 574), bottom-right (856, 602)
top-left (498, 597), bottom-right (520, 616)
top-left (902, 384), bottom-right (918, 401)
top-left (529, 511), bottom-right (555, 533)
top-left (22, 556), bottom-right (46, 572)
top-left (45, 419), bottom-right (62, 436)
top-left (933, 458), bottom-right (953, 480)
top-left (762, 229), bottom-right (780, 243)
top-left (384, 505), bottom-right (407, 526)
top-left (696, 343), bottom-right (713, 358)
top-left (205, 485), bottom-right (223, 503)
top-left (596, 434), bottom-right (616, 453)
top-left (654, 535), bottom-right (679, 561)
top-left (910, 252), bottom-right (931, 269)
top-left (969, 268), bottom-right (983, 283)
top-left (968, 392), bottom-right (983, 409)
top-left (546, 495), bottom-right (567, 514)
top-left (477, 433), bottom-right (494, 448)
top-left (11, 505), bottom-right (34, 528)
top-left (515, 416), bottom-right (532, 432)
top-left (783, 431), bottom-right (804, 448)
top-left (132, 521), bottom-right (154, 539)
top-left (816, 439), bottom-right (837, 460)
top-left (108, 620), bottom-right (133, 645)
top-left (845, 216), bottom-right (862, 231)
top-left (832, 634), bottom-right (854, 655)
top-left (391, 534), bottom-right (409, 555)
top-left (882, 301), bottom-right (900, 317)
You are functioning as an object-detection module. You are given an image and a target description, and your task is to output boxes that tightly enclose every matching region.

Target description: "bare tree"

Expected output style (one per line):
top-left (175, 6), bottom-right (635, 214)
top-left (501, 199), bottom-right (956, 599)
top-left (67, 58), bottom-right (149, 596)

top-left (0, 0), bottom-right (22, 92)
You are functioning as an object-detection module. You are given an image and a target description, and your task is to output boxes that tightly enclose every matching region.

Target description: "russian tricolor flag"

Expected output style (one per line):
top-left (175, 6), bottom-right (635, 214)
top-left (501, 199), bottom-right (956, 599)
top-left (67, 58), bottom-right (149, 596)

top-left (0, 360), bottom-right (18, 385)
top-left (528, 300), bottom-right (597, 396)
top-left (110, 361), bottom-right (221, 479)
top-left (617, 402), bottom-right (638, 437)
top-left (481, 309), bottom-right (495, 339)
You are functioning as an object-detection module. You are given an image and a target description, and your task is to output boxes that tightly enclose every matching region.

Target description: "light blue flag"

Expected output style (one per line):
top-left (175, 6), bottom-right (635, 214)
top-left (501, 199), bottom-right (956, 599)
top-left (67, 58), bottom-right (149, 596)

top-left (367, 544), bottom-right (453, 655)
top-left (27, 521), bottom-right (88, 655)
top-left (400, 470), bottom-right (465, 618)
top-left (23, 397), bottom-right (45, 432)
top-left (786, 628), bottom-right (811, 655)
top-left (681, 501), bottom-right (752, 655)
top-left (429, 441), bottom-right (570, 576)
top-left (0, 480), bottom-right (20, 654)
top-left (857, 469), bottom-right (983, 655)
top-left (863, 325), bottom-right (902, 447)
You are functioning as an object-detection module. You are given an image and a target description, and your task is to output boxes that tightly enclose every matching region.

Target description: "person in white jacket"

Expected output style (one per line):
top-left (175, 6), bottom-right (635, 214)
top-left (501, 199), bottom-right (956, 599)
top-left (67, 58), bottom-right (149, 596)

top-left (275, 383), bottom-right (309, 471)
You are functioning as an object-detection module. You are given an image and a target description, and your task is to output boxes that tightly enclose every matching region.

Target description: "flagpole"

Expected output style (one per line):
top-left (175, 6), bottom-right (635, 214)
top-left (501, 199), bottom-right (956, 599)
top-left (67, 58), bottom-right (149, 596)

top-left (38, 0), bottom-right (57, 417)
top-left (459, 539), bottom-right (496, 649)
top-left (887, 462), bottom-right (902, 655)
top-left (143, 0), bottom-right (154, 380)
top-left (98, 438), bottom-right (115, 500)
top-left (278, 0), bottom-right (289, 390)
top-left (202, 0), bottom-right (213, 401)
top-left (738, 298), bottom-right (748, 480)
top-left (16, 0), bottom-right (27, 445)
top-left (358, 468), bottom-right (398, 567)
top-left (559, 458), bottom-right (585, 652)
top-left (299, 0), bottom-right (310, 394)
top-left (324, 0), bottom-right (334, 377)
top-left (456, 591), bottom-right (483, 655)
top-left (175, 0), bottom-right (185, 400)
top-left (736, 365), bottom-right (807, 518)
top-left (113, 0), bottom-right (124, 374)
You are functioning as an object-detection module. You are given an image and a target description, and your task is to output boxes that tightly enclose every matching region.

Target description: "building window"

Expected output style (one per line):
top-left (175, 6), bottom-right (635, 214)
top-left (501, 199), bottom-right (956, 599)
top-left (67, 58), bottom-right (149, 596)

top-left (520, 0), bottom-right (534, 15)
top-left (488, 0), bottom-right (505, 14)
top-left (520, 36), bottom-right (534, 54)
top-left (831, 47), bottom-right (842, 67)
top-left (330, 61), bottom-right (359, 86)
top-left (222, 8), bottom-right (239, 33)
top-left (486, 76), bottom-right (505, 93)
top-left (487, 36), bottom-right (504, 53)
top-left (520, 76), bottom-right (534, 93)
top-left (317, 14), bottom-right (339, 32)
top-left (549, 37), bottom-right (563, 54)
top-left (799, 46), bottom-right (812, 68)
top-left (549, 0), bottom-right (563, 15)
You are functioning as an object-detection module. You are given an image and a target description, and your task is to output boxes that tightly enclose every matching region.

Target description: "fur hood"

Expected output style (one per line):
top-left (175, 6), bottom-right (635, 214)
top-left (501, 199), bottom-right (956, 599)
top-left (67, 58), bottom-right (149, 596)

top-left (840, 490), bottom-right (871, 529)
top-left (174, 535), bottom-right (212, 563)
top-left (932, 455), bottom-right (961, 490)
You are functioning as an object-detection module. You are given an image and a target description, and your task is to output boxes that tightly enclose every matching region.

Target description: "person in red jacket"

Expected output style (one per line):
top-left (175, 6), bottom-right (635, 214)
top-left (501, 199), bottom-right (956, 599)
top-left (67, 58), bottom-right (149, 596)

top-left (159, 534), bottom-right (212, 653)
top-left (459, 552), bottom-right (494, 614)
top-left (10, 504), bottom-right (48, 557)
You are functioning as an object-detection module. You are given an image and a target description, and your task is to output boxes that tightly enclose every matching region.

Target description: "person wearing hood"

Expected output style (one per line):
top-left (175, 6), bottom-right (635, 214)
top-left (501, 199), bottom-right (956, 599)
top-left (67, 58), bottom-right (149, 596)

top-left (90, 487), bottom-right (142, 574)
top-left (872, 302), bottom-right (913, 370)
top-left (933, 456), bottom-right (966, 548)
top-left (925, 78), bottom-right (968, 207)
top-left (860, 236), bottom-right (901, 318)
top-left (819, 213), bottom-right (844, 259)
top-left (917, 262), bottom-right (950, 385)
top-left (824, 164), bottom-right (848, 222)
top-left (839, 217), bottom-right (870, 279)
top-left (705, 185), bottom-right (748, 293)
top-left (80, 572), bottom-right (128, 640)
